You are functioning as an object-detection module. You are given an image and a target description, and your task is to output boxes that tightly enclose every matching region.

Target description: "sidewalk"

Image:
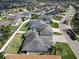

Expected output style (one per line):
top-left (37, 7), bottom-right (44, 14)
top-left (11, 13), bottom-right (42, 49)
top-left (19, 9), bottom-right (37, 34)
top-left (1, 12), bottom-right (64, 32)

top-left (53, 35), bottom-right (68, 43)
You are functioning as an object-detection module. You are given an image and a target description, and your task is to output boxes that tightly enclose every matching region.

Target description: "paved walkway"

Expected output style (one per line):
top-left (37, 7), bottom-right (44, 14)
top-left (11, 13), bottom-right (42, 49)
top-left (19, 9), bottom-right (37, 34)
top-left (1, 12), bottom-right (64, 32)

top-left (53, 35), bottom-right (68, 43)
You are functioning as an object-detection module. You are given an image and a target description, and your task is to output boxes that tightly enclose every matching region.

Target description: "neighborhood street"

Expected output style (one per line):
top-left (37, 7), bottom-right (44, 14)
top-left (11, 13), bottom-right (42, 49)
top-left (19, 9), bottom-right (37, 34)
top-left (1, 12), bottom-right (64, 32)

top-left (60, 5), bottom-right (79, 59)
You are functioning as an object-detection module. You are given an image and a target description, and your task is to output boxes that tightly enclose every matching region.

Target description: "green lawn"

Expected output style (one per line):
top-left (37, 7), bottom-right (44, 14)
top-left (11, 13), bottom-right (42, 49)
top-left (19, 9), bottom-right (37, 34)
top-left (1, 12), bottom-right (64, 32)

top-left (10, 25), bottom-right (21, 32)
top-left (53, 16), bottom-right (63, 21)
top-left (50, 22), bottom-right (59, 28)
top-left (55, 42), bottom-right (77, 59)
top-left (6, 33), bottom-right (23, 54)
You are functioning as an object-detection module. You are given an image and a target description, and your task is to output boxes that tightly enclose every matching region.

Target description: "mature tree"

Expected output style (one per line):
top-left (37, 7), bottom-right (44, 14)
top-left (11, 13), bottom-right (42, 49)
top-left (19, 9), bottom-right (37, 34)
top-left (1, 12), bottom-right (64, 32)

top-left (0, 52), bottom-right (4, 59)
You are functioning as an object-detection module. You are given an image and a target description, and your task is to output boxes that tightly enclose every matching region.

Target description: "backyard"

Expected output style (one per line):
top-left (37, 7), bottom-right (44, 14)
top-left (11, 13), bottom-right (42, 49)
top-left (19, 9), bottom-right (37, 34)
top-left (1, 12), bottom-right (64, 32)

top-left (6, 33), bottom-right (23, 54)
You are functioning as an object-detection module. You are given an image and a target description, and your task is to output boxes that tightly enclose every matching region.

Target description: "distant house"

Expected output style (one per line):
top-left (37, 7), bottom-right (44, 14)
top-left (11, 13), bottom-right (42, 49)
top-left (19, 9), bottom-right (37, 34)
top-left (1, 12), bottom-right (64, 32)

top-left (21, 30), bottom-right (52, 53)
top-left (0, 20), bottom-right (10, 26)
top-left (0, 20), bottom-right (18, 26)
top-left (45, 8), bottom-right (61, 17)
top-left (38, 15), bottom-right (52, 24)
top-left (8, 12), bottom-right (31, 21)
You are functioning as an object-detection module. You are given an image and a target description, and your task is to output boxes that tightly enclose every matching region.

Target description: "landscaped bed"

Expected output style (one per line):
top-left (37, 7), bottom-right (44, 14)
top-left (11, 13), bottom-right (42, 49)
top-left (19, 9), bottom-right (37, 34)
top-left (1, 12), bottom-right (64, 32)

top-left (53, 32), bottom-right (62, 35)
top-left (50, 22), bottom-right (59, 28)
top-left (55, 42), bottom-right (77, 59)
top-left (6, 33), bottom-right (23, 54)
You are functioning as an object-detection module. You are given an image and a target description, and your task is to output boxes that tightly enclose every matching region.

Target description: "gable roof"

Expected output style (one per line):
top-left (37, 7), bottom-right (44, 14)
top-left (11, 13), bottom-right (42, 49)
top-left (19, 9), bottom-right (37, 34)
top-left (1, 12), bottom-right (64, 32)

top-left (38, 27), bottom-right (53, 36)
top-left (6, 55), bottom-right (62, 59)
top-left (28, 20), bottom-right (49, 29)
top-left (22, 30), bottom-right (51, 52)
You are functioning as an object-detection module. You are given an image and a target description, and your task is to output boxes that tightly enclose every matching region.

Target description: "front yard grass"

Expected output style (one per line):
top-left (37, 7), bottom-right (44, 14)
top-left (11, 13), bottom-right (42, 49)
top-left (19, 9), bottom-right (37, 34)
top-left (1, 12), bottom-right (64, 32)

top-left (55, 42), bottom-right (77, 59)
top-left (50, 22), bottom-right (59, 28)
top-left (6, 33), bottom-right (23, 54)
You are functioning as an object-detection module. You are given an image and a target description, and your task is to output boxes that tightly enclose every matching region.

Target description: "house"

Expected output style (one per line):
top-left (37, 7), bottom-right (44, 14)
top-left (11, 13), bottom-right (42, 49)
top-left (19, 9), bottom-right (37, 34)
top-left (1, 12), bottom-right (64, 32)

top-left (8, 12), bottom-right (31, 21)
top-left (6, 55), bottom-right (62, 59)
top-left (0, 20), bottom-right (10, 26)
top-left (21, 30), bottom-right (52, 53)
top-left (38, 15), bottom-right (52, 24)
top-left (0, 20), bottom-right (18, 26)
top-left (44, 8), bottom-right (61, 17)
top-left (28, 20), bottom-right (53, 36)
top-left (28, 20), bottom-right (49, 30)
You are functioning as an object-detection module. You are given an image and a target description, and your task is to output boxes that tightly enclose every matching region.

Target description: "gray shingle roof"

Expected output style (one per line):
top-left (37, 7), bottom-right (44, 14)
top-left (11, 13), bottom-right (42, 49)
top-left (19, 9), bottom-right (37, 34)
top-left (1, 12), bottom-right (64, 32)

top-left (28, 20), bottom-right (49, 30)
top-left (0, 20), bottom-right (17, 26)
top-left (39, 27), bottom-right (53, 36)
top-left (22, 30), bottom-right (51, 52)
top-left (0, 20), bottom-right (10, 26)
top-left (9, 12), bottom-right (31, 20)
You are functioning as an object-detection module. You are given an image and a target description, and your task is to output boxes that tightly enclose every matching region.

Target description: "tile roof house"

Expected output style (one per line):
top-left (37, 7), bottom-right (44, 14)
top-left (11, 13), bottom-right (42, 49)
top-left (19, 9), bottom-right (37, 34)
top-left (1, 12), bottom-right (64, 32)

top-left (38, 15), bottom-right (52, 24)
top-left (21, 30), bottom-right (52, 52)
top-left (6, 55), bottom-right (62, 59)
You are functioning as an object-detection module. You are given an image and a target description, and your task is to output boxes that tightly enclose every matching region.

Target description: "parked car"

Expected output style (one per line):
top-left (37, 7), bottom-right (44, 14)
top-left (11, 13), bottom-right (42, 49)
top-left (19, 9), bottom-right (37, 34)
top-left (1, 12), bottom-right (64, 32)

top-left (66, 29), bottom-right (76, 40)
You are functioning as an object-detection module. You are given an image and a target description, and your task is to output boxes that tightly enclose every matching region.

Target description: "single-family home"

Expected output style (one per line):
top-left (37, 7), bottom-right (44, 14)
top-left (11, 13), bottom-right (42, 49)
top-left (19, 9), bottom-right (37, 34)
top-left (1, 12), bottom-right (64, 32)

top-left (21, 30), bottom-right (52, 53)
top-left (38, 15), bottom-right (52, 24)
top-left (28, 20), bottom-right (49, 30)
